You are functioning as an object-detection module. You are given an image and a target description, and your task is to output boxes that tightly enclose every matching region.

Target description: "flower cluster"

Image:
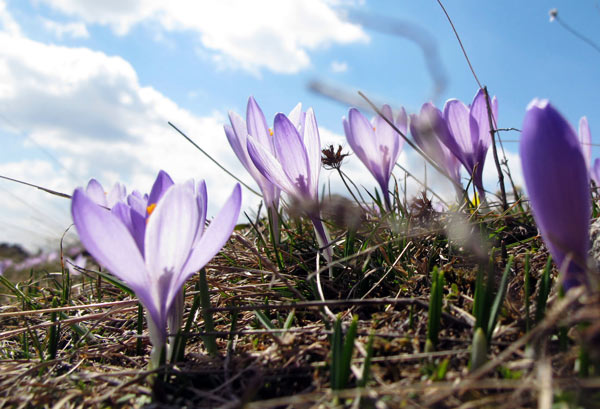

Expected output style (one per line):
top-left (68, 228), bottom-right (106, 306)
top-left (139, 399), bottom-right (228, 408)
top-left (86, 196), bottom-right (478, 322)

top-left (69, 89), bottom-right (596, 369)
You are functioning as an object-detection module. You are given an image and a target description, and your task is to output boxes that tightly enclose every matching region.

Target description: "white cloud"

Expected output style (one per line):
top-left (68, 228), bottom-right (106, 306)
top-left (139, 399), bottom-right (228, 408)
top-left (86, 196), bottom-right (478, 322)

top-left (35, 0), bottom-right (368, 74)
top-left (330, 60), bottom-right (348, 73)
top-left (0, 0), bottom-right (20, 36)
top-left (42, 19), bottom-right (89, 39)
top-left (0, 13), bottom-right (257, 250)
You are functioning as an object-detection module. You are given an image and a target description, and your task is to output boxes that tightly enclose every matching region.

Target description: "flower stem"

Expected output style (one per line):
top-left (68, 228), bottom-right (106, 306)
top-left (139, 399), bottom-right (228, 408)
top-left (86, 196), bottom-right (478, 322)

top-left (310, 213), bottom-right (333, 279)
top-left (267, 206), bottom-right (284, 271)
top-left (199, 269), bottom-right (218, 356)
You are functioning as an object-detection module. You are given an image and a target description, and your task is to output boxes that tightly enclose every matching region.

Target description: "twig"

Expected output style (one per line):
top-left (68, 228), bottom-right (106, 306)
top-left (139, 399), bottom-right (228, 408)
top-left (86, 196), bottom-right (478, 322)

top-left (168, 121), bottom-right (262, 197)
top-left (0, 175), bottom-right (71, 199)
top-left (436, 0), bottom-right (482, 89)
top-left (483, 86), bottom-right (508, 212)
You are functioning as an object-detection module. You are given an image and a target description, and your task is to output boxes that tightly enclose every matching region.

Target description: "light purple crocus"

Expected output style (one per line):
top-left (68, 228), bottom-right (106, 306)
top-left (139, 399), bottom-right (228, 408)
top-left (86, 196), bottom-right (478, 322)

top-left (247, 108), bottom-right (333, 267)
top-left (410, 102), bottom-right (462, 189)
top-left (225, 97), bottom-right (292, 240)
top-left (343, 105), bottom-right (405, 211)
top-left (71, 170), bottom-right (242, 366)
top-left (520, 99), bottom-right (590, 291)
top-left (441, 89), bottom-right (497, 201)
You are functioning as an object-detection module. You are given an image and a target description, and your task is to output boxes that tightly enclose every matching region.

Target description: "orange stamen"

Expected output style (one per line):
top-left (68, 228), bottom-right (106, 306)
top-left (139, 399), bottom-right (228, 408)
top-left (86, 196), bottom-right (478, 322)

top-left (147, 203), bottom-right (157, 215)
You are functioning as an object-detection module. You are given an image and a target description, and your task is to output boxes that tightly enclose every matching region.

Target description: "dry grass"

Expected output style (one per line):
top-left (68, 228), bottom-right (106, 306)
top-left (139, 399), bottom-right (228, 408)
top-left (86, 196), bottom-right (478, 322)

top-left (1, 202), bottom-right (599, 409)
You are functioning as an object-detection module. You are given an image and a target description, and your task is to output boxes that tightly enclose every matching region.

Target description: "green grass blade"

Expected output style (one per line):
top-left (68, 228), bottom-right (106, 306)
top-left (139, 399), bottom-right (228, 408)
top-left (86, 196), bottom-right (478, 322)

top-left (535, 256), bottom-right (553, 324)
top-left (339, 315), bottom-right (358, 389)
top-left (524, 252), bottom-right (531, 332)
top-left (199, 269), bottom-right (218, 356)
top-left (486, 255), bottom-right (513, 344)
top-left (358, 330), bottom-right (375, 388)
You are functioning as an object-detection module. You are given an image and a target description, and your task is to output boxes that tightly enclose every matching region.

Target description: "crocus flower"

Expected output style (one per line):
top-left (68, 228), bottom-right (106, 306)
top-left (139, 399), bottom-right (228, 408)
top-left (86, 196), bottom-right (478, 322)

top-left (247, 108), bottom-right (333, 266)
top-left (441, 89), bottom-right (497, 201)
top-left (225, 97), bottom-right (292, 240)
top-left (409, 102), bottom-right (462, 188)
top-left (71, 171), bottom-right (242, 365)
top-left (520, 99), bottom-right (590, 290)
top-left (343, 105), bottom-right (405, 211)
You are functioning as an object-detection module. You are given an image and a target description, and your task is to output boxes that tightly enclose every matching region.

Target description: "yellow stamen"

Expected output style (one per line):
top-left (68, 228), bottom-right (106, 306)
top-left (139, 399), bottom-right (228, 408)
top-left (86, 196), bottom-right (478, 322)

top-left (269, 128), bottom-right (274, 136)
top-left (373, 126), bottom-right (376, 131)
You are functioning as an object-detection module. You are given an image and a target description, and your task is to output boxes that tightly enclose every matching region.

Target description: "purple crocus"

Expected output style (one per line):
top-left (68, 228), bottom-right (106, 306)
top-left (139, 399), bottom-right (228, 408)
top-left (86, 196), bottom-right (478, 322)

top-left (441, 89), bottom-right (497, 201)
top-left (71, 171), bottom-right (242, 365)
top-left (409, 102), bottom-right (462, 189)
top-left (225, 97), bottom-right (292, 240)
top-left (520, 99), bottom-right (590, 290)
top-left (247, 108), bottom-right (333, 267)
top-left (343, 105), bottom-right (405, 211)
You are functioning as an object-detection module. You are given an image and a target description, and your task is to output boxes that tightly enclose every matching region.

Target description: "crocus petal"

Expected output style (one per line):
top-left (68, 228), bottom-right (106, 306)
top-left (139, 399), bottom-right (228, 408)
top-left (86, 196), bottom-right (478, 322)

top-left (176, 184), bottom-right (242, 299)
top-left (347, 108), bottom-right (378, 166)
top-left (373, 105), bottom-right (397, 151)
top-left (469, 89), bottom-right (492, 149)
top-left (111, 202), bottom-right (134, 234)
top-left (128, 192), bottom-right (147, 217)
top-left (107, 182), bottom-right (126, 208)
top-left (347, 108), bottom-right (387, 190)
top-left (145, 184), bottom-right (199, 288)
top-left (443, 99), bottom-right (477, 169)
top-left (592, 158), bottom-right (600, 186)
top-left (226, 110), bottom-right (278, 206)
top-left (411, 110), bottom-right (452, 180)
top-left (85, 179), bottom-right (108, 207)
top-left (395, 106), bottom-right (408, 136)
top-left (373, 105), bottom-right (401, 178)
top-left (224, 122), bottom-right (251, 170)
top-left (288, 102), bottom-right (306, 136)
top-left (410, 104), bottom-right (453, 173)
top-left (273, 113), bottom-right (312, 196)
top-left (303, 108), bottom-right (322, 198)
top-left (130, 208), bottom-right (146, 256)
top-left (71, 188), bottom-right (147, 290)
top-left (579, 116), bottom-right (592, 167)
top-left (247, 135), bottom-right (300, 197)
top-left (520, 99), bottom-right (590, 290)
top-left (195, 180), bottom-right (208, 240)
top-left (147, 170), bottom-right (174, 207)
top-left (247, 96), bottom-right (272, 150)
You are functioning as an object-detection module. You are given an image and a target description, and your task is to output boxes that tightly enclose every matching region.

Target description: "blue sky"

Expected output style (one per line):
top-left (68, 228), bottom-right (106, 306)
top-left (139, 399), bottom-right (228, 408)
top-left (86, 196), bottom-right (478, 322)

top-left (0, 0), bottom-right (599, 250)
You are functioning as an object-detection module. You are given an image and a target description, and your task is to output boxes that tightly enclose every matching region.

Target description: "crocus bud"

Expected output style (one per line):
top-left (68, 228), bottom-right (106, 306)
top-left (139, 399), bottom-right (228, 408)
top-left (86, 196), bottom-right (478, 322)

top-left (520, 99), bottom-right (591, 291)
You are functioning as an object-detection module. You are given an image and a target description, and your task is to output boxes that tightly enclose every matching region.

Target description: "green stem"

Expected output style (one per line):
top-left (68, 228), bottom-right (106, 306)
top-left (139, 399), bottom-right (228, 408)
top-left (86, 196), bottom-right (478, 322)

top-left (199, 269), bottom-right (218, 356)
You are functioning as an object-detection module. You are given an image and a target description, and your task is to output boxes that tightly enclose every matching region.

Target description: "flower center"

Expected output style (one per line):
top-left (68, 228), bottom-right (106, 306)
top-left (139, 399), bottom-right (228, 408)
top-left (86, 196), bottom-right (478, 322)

top-left (269, 128), bottom-right (274, 136)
